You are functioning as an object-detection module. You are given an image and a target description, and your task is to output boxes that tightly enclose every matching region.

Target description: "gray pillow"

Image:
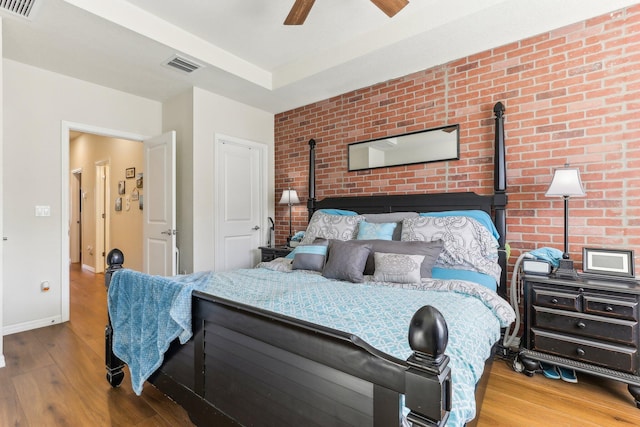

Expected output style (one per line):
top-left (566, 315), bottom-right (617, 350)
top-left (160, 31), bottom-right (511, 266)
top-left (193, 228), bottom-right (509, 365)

top-left (292, 239), bottom-right (329, 272)
top-left (356, 239), bottom-right (444, 277)
top-left (322, 240), bottom-right (372, 283)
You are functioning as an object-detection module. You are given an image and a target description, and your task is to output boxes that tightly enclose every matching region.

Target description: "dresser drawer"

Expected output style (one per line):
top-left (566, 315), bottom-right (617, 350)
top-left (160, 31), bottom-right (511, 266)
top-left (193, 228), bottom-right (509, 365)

top-left (532, 328), bottom-right (637, 373)
top-left (584, 293), bottom-right (638, 321)
top-left (532, 287), bottom-right (581, 312)
top-left (534, 307), bottom-right (638, 345)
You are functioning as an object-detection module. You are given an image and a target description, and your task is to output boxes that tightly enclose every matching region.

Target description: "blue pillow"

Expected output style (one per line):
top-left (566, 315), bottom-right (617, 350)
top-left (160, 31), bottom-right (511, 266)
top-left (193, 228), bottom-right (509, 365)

top-left (319, 209), bottom-right (358, 216)
top-left (431, 267), bottom-right (497, 292)
top-left (357, 221), bottom-right (397, 240)
top-left (420, 210), bottom-right (500, 240)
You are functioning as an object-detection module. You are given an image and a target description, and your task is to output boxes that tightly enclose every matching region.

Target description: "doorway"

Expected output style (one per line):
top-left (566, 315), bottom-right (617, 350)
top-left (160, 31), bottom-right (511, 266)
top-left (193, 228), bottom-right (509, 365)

top-left (62, 121), bottom-right (147, 322)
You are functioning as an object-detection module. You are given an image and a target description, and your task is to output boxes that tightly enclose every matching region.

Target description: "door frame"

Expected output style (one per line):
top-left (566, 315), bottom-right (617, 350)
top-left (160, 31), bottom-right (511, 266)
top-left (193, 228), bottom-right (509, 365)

top-left (61, 121), bottom-right (148, 322)
top-left (213, 134), bottom-right (268, 271)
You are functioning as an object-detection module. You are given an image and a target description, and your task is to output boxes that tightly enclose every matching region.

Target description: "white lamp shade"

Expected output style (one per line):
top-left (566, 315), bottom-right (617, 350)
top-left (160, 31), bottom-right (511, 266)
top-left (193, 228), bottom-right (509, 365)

top-left (545, 167), bottom-right (585, 197)
top-left (279, 189), bottom-right (300, 205)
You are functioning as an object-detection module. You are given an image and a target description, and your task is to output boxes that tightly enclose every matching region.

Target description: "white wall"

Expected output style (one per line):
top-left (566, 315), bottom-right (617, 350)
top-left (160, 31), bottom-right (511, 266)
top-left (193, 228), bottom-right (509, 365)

top-left (0, 19), bottom-right (5, 366)
top-left (2, 59), bottom-right (161, 333)
top-left (163, 91), bottom-right (194, 274)
top-left (191, 87), bottom-right (274, 272)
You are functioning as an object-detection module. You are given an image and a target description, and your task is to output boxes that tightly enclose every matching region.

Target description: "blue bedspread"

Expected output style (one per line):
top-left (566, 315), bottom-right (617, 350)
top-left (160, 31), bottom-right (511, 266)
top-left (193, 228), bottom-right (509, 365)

top-left (108, 266), bottom-right (514, 426)
top-left (107, 269), bottom-right (213, 395)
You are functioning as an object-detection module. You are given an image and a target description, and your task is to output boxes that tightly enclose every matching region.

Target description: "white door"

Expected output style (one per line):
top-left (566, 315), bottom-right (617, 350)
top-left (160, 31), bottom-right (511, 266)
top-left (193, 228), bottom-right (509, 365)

top-left (70, 170), bottom-right (82, 264)
top-left (143, 131), bottom-right (177, 276)
top-left (215, 136), bottom-right (266, 271)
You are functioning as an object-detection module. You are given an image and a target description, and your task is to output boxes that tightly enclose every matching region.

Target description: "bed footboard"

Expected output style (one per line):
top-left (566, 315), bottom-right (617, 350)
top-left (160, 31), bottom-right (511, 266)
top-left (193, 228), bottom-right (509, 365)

top-left (104, 250), bottom-right (452, 427)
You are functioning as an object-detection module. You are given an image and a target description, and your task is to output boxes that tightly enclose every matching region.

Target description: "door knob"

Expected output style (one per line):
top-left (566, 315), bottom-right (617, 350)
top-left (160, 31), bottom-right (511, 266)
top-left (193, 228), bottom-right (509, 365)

top-left (252, 225), bottom-right (260, 230)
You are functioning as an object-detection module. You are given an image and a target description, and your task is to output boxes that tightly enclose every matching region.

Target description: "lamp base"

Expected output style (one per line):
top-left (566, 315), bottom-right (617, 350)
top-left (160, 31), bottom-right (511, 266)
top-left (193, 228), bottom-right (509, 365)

top-left (554, 259), bottom-right (578, 279)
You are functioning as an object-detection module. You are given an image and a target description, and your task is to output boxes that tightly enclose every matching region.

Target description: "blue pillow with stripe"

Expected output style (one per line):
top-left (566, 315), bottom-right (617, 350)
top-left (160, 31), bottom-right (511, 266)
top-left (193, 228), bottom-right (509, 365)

top-left (292, 240), bottom-right (329, 271)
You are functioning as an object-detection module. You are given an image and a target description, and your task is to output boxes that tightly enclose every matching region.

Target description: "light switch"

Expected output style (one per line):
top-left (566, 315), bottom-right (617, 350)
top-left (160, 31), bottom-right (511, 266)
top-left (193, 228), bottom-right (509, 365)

top-left (35, 205), bottom-right (51, 217)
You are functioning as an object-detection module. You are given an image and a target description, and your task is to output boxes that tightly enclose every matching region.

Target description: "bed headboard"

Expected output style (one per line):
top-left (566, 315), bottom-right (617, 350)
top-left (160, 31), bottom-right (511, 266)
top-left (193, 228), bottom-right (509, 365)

top-left (305, 102), bottom-right (508, 298)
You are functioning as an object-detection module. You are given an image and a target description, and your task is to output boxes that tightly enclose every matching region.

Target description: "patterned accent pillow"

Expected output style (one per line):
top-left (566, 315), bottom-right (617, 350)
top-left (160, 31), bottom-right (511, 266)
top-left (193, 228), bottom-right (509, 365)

top-left (322, 240), bottom-right (372, 283)
top-left (301, 211), bottom-right (365, 245)
top-left (373, 252), bottom-right (424, 284)
top-left (292, 240), bottom-right (329, 272)
top-left (356, 221), bottom-right (397, 240)
top-left (401, 216), bottom-right (501, 282)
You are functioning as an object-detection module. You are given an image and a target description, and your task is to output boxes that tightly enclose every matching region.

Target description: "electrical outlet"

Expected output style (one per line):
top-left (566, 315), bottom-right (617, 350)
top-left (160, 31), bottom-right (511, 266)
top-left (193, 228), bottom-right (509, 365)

top-left (41, 280), bottom-right (50, 292)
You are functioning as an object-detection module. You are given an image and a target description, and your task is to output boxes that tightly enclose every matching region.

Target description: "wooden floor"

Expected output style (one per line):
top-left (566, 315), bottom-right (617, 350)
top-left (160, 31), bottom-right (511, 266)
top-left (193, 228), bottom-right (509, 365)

top-left (1, 264), bottom-right (640, 426)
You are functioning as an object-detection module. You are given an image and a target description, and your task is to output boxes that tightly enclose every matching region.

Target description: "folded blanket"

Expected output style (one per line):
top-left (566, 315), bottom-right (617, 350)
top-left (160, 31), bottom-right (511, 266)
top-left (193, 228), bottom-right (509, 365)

top-left (107, 269), bottom-right (212, 395)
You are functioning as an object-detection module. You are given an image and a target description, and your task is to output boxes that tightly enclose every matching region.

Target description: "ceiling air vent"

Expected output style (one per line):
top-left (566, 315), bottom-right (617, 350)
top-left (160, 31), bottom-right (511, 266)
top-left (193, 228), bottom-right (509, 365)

top-left (163, 55), bottom-right (203, 74)
top-left (0, 0), bottom-right (39, 20)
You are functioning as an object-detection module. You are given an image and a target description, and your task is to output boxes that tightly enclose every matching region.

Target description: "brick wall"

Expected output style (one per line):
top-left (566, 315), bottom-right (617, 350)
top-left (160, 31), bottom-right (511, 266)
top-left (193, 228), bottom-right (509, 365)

top-left (274, 5), bottom-right (640, 271)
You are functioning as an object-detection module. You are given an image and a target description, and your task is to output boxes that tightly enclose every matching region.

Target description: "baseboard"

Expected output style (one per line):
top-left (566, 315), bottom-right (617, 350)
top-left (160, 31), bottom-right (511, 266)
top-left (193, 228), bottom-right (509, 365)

top-left (3, 315), bottom-right (63, 336)
top-left (82, 264), bottom-right (95, 273)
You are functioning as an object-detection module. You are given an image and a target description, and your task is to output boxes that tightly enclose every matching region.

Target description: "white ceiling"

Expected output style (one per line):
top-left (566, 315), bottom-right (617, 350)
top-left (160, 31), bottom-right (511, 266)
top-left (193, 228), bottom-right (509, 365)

top-left (1, 0), bottom-right (637, 113)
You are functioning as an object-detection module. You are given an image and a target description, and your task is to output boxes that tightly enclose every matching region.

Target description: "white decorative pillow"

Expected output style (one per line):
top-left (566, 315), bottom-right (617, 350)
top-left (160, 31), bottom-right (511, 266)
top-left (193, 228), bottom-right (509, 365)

top-left (300, 211), bottom-right (365, 245)
top-left (401, 215), bottom-right (501, 282)
top-left (373, 252), bottom-right (424, 284)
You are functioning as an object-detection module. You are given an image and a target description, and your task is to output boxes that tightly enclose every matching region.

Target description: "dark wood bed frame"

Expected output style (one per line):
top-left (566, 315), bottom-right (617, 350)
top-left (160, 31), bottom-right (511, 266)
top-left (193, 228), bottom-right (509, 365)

top-left (105, 102), bottom-right (507, 427)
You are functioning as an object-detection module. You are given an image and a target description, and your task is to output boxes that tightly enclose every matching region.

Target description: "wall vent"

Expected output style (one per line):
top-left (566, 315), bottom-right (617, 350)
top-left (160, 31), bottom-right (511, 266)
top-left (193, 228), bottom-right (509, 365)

top-left (163, 55), bottom-right (203, 74)
top-left (0, 0), bottom-right (39, 20)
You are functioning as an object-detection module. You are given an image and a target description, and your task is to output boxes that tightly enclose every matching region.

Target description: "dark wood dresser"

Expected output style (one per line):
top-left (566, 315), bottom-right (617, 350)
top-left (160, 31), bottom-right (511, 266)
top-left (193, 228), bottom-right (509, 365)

top-left (520, 274), bottom-right (640, 407)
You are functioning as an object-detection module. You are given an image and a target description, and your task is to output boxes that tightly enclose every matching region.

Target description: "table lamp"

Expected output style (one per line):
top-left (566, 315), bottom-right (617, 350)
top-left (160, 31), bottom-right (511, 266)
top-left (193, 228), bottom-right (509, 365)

top-left (279, 188), bottom-right (300, 247)
top-left (545, 165), bottom-right (585, 278)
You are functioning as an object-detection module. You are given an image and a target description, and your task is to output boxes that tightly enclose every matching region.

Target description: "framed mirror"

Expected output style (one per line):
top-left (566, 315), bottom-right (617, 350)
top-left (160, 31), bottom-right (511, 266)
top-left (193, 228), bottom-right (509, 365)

top-left (347, 124), bottom-right (459, 171)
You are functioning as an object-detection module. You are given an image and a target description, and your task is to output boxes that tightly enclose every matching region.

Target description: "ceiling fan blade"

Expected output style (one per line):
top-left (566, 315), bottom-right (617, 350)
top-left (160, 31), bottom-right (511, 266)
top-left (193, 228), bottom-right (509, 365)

top-left (370, 0), bottom-right (409, 17)
top-left (284, 0), bottom-right (316, 25)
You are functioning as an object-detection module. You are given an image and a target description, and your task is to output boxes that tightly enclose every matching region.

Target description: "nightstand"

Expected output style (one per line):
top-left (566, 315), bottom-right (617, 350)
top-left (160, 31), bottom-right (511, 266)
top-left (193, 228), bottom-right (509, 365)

top-left (259, 246), bottom-right (292, 262)
top-left (520, 274), bottom-right (640, 407)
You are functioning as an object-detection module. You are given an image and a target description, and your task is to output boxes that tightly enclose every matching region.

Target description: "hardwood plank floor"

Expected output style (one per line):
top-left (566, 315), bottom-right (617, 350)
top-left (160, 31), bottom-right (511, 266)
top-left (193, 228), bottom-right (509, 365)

top-left (1, 264), bottom-right (640, 426)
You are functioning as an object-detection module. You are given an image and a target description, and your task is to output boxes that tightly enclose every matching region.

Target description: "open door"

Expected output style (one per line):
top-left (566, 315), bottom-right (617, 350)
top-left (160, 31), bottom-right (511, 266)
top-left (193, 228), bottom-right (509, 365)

top-left (143, 131), bottom-right (177, 276)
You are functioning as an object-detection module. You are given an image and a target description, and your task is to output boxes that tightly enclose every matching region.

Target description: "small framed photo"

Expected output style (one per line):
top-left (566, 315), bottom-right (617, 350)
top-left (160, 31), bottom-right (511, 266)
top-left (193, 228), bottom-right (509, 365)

top-left (115, 197), bottom-right (122, 212)
top-left (583, 248), bottom-right (635, 279)
top-left (118, 181), bottom-right (126, 195)
top-left (126, 167), bottom-right (136, 179)
top-left (136, 174), bottom-right (143, 189)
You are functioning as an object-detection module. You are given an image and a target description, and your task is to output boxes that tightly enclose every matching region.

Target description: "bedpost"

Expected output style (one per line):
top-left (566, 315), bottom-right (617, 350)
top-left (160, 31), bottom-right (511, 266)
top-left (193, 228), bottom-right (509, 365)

top-left (404, 305), bottom-right (451, 427)
top-left (493, 102), bottom-right (508, 299)
top-left (307, 138), bottom-right (317, 220)
top-left (105, 248), bottom-right (125, 387)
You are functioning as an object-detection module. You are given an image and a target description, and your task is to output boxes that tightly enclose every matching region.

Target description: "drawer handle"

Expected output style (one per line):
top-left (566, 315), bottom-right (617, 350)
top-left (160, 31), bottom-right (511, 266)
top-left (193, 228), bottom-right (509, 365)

top-left (576, 348), bottom-right (585, 356)
top-left (551, 298), bottom-right (559, 304)
top-left (577, 321), bottom-right (586, 329)
top-left (605, 306), bottom-right (614, 312)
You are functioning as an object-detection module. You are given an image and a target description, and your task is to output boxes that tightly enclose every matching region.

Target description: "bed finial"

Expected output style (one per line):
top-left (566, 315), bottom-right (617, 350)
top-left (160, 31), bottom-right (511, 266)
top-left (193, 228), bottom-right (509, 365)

top-left (408, 305), bottom-right (448, 363)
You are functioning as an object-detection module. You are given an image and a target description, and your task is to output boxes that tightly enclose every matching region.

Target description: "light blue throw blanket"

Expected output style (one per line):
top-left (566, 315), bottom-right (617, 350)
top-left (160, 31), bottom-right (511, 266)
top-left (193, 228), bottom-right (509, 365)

top-left (107, 269), bottom-right (213, 395)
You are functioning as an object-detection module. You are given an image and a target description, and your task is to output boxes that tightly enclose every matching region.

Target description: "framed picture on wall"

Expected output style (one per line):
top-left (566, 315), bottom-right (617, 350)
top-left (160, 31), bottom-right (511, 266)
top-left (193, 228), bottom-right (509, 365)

top-left (118, 181), bottom-right (125, 195)
top-left (126, 167), bottom-right (136, 179)
top-left (136, 174), bottom-right (143, 189)
top-left (115, 197), bottom-right (122, 212)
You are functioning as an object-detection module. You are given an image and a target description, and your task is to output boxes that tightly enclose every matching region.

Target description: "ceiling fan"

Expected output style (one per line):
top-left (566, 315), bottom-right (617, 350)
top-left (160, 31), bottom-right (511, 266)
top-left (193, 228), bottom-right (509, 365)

top-left (284, 0), bottom-right (409, 25)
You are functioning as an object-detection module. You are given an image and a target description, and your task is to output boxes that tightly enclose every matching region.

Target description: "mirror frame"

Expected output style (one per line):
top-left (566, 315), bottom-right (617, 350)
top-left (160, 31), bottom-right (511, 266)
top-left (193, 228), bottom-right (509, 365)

top-left (347, 124), bottom-right (460, 172)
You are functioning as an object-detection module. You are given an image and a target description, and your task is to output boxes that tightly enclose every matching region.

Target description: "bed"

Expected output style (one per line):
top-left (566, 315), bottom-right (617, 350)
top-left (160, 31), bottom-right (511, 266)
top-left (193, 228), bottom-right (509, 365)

top-left (104, 102), bottom-right (512, 427)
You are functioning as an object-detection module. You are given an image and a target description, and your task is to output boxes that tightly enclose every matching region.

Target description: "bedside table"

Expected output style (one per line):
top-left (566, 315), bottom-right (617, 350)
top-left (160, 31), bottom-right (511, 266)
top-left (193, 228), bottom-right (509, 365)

top-left (520, 274), bottom-right (640, 408)
top-left (259, 246), bottom-right (292, 262)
